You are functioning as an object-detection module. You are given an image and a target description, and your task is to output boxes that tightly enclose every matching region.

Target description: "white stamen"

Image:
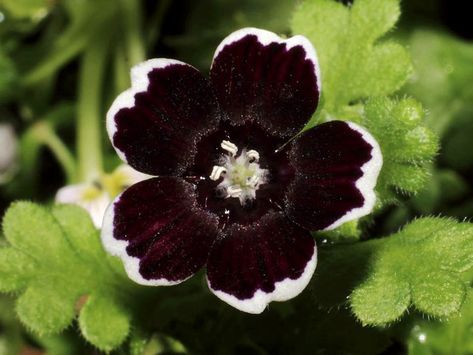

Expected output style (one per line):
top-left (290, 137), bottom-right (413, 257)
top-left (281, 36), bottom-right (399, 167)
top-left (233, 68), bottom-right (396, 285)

top-left (247, 175), bottom-right (259, 187)
top-left (226, 185), bottom-right (243, 198)
top-left (221, 140), bottom-right (238, 156)
top-left (210, 165), bottom-right (226, 181)
top-left (210, 142), bottom-right (268, 205)
top-left (246, 150), bottom-right (259, 162)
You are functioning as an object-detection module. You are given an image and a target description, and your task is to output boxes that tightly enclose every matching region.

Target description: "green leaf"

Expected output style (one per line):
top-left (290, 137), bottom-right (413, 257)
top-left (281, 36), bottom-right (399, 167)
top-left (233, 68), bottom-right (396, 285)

top-left (410, 272), bottom-right (465, 317)
top-left (52, 204), bottom-right (105, 263)
top-left (16, 280), bottom-right (78, 334)
top-left (0, 249), bottom-right (37, 292)
top-left (0, 202), bottom-right (134, 350)
top-left (349, 218), bottom-right (473, 325)
top-left (350, 272), bottom-right (411, 325)
top-left (3, 202), bottom-right (73, 267)
top-left (79, 294), bottom-right (130, 352)
top-left (312, 217), bottom-right (473, 325)
top-left (291, 0), bottom-right (411, 113)
top-left (291, 1), bottom-right (433, 210)
top-left (354, 97), bottom-right (438, 204)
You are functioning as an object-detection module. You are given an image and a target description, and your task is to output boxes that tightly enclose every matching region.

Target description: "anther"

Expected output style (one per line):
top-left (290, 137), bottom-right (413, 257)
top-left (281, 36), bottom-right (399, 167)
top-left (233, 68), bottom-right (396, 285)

top-left (210, 166), bottom-right (226, 181)
top-left (226, 185), bottom-right (243, 198)
top-left (246, 175), bottom-right (260, 187)
top-left (246, 150), bottom-right (259, 162)
top-left (221, 140), bottom-right (238, 156)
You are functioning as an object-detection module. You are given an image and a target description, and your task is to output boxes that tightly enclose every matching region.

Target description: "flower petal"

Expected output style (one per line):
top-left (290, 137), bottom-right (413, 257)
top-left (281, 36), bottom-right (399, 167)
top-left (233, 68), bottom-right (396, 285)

top-left (101, 177), bottom-right (219, 285)
top-left (210, 28), bottom-right (321, 138)
top-left (206, 212), bottom-right (317, 314)
top-left (55, 183), bottom-right (111, 229)
top-left (107, 59), bottom-right (221, 176)
top-left (285, 121), bottom-right (383, 231)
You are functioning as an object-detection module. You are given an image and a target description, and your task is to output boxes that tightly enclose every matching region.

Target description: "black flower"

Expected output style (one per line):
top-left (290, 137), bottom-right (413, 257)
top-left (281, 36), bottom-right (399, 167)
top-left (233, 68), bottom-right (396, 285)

top-left (101, 28), bottom-right (382, 313)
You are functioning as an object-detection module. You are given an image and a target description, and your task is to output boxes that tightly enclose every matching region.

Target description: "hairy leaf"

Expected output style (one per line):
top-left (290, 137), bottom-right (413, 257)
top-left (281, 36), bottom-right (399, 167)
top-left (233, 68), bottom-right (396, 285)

top-left (291, 0), bottom-right (433, 216)
top-left (313, 218), bottom-right (473, 326)
top-left (351, 218), bottom-right (473, 325)
top-left (291, 0), bottom-right (411, 113)
top-left (355, 97), bottom-right (438, 205)
top-left (0, 202), bottom-right (137, 351)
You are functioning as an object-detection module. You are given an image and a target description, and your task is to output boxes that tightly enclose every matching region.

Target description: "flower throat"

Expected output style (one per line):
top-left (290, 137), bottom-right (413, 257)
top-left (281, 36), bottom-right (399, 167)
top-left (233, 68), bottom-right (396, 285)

top-left (209, 140), bottom-right (268, 205)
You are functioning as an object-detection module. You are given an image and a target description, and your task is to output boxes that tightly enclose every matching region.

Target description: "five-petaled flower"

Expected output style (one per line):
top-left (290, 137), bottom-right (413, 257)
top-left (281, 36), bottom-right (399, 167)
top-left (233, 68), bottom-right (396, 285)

top-left (102, 28), bottom-right (383, 314)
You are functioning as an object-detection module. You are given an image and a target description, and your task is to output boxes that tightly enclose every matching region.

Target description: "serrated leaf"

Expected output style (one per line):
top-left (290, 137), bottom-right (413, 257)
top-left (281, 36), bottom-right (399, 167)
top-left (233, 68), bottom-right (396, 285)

top-left (0, 249), bottom-right (37, 292)
top-left (349, 218), bottom-right (473, 325)
top-left (79, 294), bottom-right (130, 352)
top-left (357, 97), bottom-right (438, 204)
top-left (351, 272), bottom-right (411, 325)
top-left (3, 202), bottom-right (74, 267)
top-left (312, 218), bottom-right (473, 326)
top-left (16, 280), bottom-right (78, 334)
top-left (52, 204), bottom-right (106, 264)
top-left (291, 0), bottom-right (411, 112)
top-left (291, 1), bottom-right (432, 208)
top-left (0, 202), bottom-right (135, 350)
top-left (410, 272), bottom-right (465, 317)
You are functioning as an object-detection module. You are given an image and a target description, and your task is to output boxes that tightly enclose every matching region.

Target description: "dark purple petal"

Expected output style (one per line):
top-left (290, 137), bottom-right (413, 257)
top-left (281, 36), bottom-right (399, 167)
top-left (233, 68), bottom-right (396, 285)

top-left (285, 121), bottom-right (383, 231)
top-left (107, 59), bottom-right (221, 176)
top-left (210, 28), bottom-right (320, 138)
top-left (102, 177), bottom-right (219, 285)
top-left (206, 212), bottom-right (317, 314)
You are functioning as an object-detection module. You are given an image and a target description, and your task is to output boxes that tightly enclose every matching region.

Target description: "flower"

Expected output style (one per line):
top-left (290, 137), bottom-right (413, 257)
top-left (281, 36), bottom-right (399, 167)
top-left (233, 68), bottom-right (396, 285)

top-left (55, 165), bottom-right (150, 228)
top-left (102, 28), bottom-right (383, 314)
top-left (0, 123), bottom-right (18, 184)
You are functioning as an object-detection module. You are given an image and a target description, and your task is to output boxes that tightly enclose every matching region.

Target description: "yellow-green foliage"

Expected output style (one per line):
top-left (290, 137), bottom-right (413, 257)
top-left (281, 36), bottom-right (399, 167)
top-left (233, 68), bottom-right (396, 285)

top-left (313, 218), bottom-right (473, 326)
top-left (0, 202), bottom-right (133, 351)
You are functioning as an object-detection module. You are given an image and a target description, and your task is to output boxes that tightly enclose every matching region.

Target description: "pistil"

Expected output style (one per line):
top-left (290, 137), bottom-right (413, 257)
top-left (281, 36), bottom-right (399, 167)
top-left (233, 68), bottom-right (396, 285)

top-left (209, 140), bottom-right (268, 204)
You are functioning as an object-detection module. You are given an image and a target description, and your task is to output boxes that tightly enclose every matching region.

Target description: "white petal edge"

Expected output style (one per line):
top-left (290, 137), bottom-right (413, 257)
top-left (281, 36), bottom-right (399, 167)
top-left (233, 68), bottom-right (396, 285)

top-left (207, 243), bottom-right (317, 314)
top-left (323, 122), bottom-right (383, 231)
top-left (211, 27), bottom-right (321, 94)
top-left (106, 58), bottom-right (194, 165)
top-left (101, 193), bottom-right (192, 286)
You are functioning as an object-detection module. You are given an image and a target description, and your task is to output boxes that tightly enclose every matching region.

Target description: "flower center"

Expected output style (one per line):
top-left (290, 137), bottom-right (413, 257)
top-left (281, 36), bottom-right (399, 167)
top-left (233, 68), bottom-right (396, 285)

top-left (209, 140), bottom-right (268, 205)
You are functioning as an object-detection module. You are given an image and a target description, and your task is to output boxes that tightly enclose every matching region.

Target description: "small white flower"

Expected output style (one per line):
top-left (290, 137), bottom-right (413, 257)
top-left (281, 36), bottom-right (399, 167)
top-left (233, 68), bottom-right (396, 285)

top-left (111, 164), bottom-right (152, 188)
top-left (56, 183), bottom-right (110, 228)
top-left (0, 123), bottom-right (18, 184)
top-left (55, 164), bottom-right (151, 228)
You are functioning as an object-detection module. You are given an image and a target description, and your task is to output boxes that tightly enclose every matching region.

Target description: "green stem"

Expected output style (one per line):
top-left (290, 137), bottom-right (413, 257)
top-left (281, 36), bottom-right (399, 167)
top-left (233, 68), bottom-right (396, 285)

top-left (77, 31), bottom-right (110, 182)
top-left (31, 122), bottom-right (77, 183)
top-left (119, 0), bottom-right (146, 66)
top-left (113, 44), bottom-right (131, 94)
